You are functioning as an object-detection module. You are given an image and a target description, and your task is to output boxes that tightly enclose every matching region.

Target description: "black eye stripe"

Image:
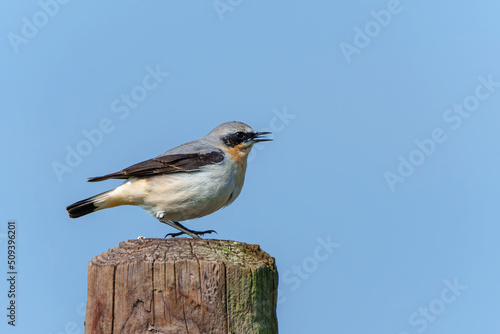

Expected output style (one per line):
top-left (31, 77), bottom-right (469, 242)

top-left (222, 132), bottom-right (253, 147)
top-left (236, 131), bottom-right (250, 139)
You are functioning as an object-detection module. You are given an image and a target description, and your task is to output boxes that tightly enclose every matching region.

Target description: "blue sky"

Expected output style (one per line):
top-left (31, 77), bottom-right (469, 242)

top-left (2, 1), bottom-right (500, 333)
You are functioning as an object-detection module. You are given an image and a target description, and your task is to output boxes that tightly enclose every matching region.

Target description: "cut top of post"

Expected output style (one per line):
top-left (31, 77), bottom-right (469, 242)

top-left (92, 238), bottom-right (276, 271)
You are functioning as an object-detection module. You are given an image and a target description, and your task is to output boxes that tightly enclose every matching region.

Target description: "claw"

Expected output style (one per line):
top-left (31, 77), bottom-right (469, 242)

top-left (198, 230), bottom-right (217, 236)
top-left (165, 231), bottom-right (184, 238)
top-left (164, 229), bottom-right (217, 239)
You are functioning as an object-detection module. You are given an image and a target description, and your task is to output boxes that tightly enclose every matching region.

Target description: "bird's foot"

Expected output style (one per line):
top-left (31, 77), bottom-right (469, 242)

top-left (165, 229), bottom-right (217, 238)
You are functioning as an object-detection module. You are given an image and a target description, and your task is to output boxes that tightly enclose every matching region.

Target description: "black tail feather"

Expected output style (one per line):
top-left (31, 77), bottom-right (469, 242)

top-left (66, 197), bottom-right (98, 218)
top-left (66, 190), bottom-right (111, 218)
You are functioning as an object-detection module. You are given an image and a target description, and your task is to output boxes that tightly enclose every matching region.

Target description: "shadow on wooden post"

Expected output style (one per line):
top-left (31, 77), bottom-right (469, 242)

top-left (85, 238), bottom-right (278, 334)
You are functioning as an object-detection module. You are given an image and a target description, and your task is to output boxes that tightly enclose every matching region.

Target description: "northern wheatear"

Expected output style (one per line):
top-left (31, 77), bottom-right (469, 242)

top-left (66, 121), bottom-right (272, 238)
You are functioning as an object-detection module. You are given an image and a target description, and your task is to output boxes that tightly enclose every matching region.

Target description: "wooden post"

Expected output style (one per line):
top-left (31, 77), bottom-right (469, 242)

top-left (84, 238), bottom-right (278, 334)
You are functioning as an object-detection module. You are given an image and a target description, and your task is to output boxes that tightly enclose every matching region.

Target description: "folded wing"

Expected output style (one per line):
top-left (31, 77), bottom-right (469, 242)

top-left (88, 151), bottom-right (224, 182)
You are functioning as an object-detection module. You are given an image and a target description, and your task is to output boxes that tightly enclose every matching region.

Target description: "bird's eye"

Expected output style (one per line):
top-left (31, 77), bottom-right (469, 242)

top-left (235, 132), bottom-right (246, 140)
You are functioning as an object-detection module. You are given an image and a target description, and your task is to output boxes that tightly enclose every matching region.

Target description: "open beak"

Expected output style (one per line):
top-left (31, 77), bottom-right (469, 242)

top-left (252, 132), bottom-right (273, 143)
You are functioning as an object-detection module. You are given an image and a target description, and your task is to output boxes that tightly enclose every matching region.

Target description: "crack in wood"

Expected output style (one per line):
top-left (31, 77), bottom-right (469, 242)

top-left (111, 265), bottom-right (116, 334)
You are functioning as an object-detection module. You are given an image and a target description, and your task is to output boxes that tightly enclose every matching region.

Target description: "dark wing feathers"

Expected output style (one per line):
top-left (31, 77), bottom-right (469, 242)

top-left (88, 151), bottom-right (224, 182)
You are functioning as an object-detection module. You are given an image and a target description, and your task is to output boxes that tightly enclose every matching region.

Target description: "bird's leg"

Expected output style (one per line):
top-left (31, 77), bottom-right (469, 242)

top-left (164, 221), bottom-right (217, 239)
top-left (156, 214), bottom-right (217, 239)
top-left (157, 216), bottom-right (201, 239)
top-left (165, 221), bottom-right (217, 238)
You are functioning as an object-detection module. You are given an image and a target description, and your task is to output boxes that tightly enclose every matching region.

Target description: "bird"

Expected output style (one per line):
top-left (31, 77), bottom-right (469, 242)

top-left (66, 121), bottom-right (272, 238)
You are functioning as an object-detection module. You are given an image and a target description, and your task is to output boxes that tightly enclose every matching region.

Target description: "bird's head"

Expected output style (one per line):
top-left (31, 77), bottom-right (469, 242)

top-left (205, 121), bottom-right (272, 152)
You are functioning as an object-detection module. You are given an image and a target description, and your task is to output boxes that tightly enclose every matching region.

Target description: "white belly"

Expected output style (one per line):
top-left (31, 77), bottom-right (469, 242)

top-left (136, 160), bottom-right (245, 221)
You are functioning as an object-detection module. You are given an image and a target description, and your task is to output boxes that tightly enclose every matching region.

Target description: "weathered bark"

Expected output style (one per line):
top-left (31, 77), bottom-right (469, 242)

top-left (85, 238), bottom-right (278, 334)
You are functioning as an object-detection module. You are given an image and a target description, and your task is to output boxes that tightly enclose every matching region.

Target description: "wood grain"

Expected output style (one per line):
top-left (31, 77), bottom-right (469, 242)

top-left (84, 238), bottom-right (278, 334)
